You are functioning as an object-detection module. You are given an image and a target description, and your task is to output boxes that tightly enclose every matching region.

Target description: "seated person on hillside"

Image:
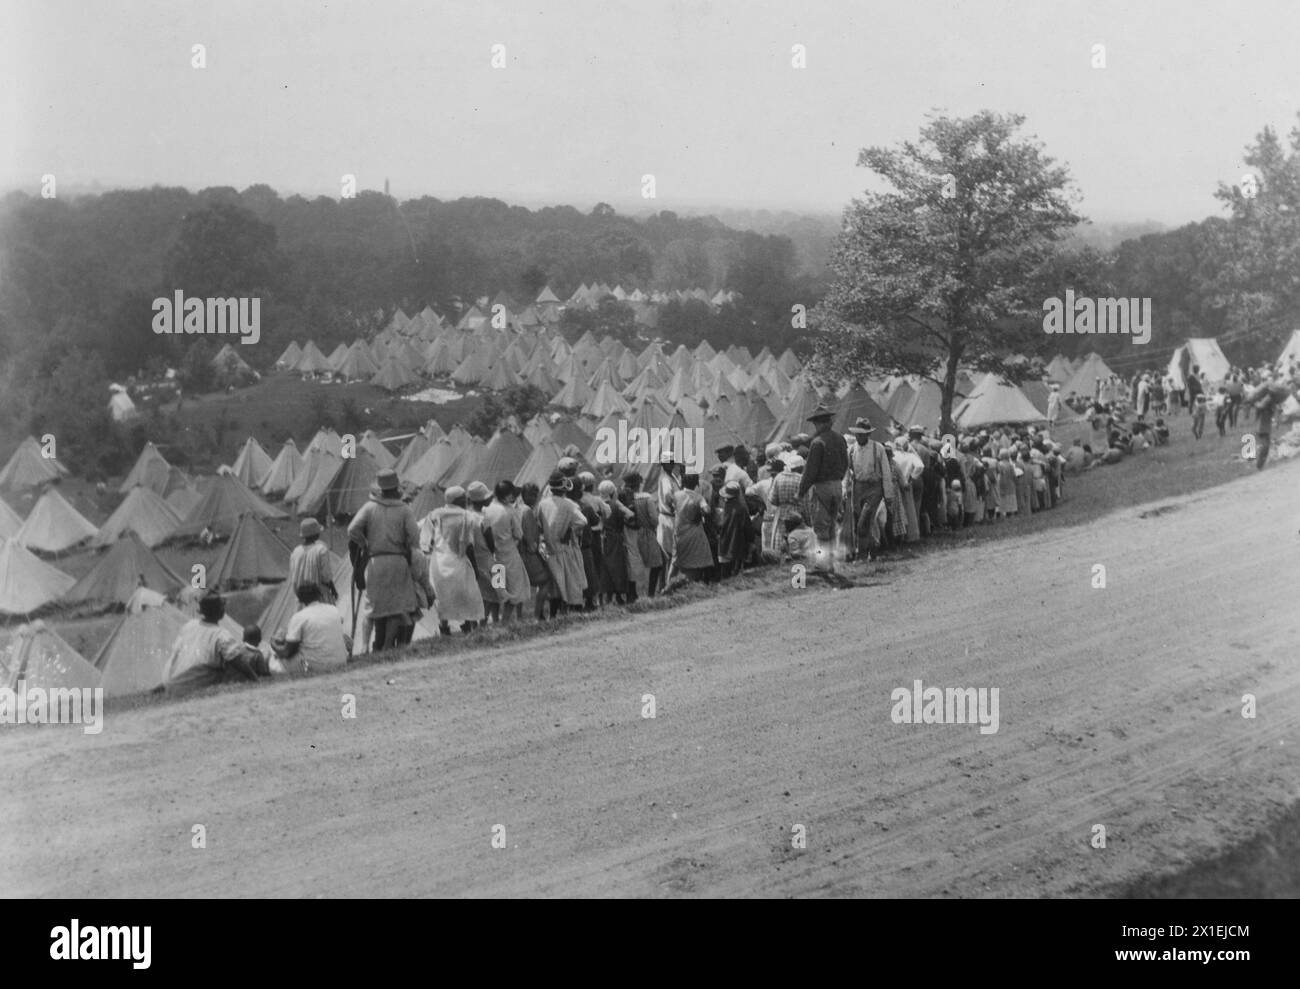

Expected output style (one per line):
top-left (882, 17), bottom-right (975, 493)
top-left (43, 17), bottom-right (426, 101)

top-left (277, 584), bottom-right (351, 675)
top-left (784, 513), bottom-right (815, 562)
top-left (1064, 438), bottom-right (1089, 473)
top-left (1154, 418), bottom-right (1170, 445)
top-left (243, 624), bottom-right (276, 677)
top-left (1101, 445), bottom-right (1124, 465)
top-left (163, 591), bottom-right (261, 696)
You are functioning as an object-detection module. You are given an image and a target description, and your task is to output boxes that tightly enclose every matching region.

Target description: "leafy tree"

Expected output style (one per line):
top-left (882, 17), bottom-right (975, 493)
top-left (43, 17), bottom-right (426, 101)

top-left (810, 111), bottom-right (1083, 433)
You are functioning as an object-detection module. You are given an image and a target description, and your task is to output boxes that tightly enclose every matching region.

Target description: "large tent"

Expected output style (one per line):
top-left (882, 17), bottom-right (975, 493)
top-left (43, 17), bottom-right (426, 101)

top-left (118, 442), bottom-right (172, 495)
top-left (0, 539), bottom-right (76, 615)
top-left (260, 439), bottom-right (304, 498)
top-left (231, 437), bottom-right (275, 489)
top-left (209, 512), bottom-right (291, 586)
top-left (475, 431), bottom-right (532, 486)
top-left (0, 498), bottom-right (24, 540)
top-left (0, 436), bottom-right (69, 492)
top-left (172, 473), bottom-right (288, 539)
top-left (833, 384), bottom-right (892, 436)
top-left (91, 485), bottom-right (181, 548)
top-left (300, 449), bottom-right (381, 518)
top-left (0, 620), bottom-right (102, 692)
top-left (92, 600), bottom-right (189, 697)
top-left (954, 379), bottom-right (1047, 428)
top-left (18, 488), bottom-right (98, 553)
top-left (1060, 352), bottom-right (1118, 400)
top-left (1168, 338), bottom-right (1231, 390)
top-left (64, 530), bottom-right (185, 607)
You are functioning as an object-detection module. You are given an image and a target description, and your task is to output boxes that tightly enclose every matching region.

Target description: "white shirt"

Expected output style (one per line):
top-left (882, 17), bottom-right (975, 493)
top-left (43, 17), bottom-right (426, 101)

top-left (287, 601), bottom-right (349, 673)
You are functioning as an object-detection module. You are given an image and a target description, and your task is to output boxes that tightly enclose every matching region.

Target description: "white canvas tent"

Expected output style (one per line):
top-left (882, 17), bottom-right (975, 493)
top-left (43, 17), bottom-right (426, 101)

top-left (1168, 338), bottom-right (1231, 390)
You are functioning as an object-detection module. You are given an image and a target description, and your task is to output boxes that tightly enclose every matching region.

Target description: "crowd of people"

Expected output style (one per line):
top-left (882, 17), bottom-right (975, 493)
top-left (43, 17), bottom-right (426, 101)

top-left (161, 361), bottom-right (1300, 695)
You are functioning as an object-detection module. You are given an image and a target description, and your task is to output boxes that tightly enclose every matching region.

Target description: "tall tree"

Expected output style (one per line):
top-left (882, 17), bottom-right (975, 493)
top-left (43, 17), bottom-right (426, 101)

top-left (810, 111), bottom-right (1083, 432)
top-left (1210, 116), bottom-right (1300, 362)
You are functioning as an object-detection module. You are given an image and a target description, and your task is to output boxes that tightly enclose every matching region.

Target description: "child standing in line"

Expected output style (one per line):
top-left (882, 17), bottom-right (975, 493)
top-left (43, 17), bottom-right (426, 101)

top-left (1192, 393), bottom-right (1208, 439)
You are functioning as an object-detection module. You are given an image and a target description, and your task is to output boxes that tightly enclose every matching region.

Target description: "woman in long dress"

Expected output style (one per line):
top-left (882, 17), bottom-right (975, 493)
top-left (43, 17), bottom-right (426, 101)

top-left (623, 471), bottom-right (661, 598)
top-left (672, 473), bottom-right (716, 581)
top-left (517, 483), bottom-right (553, 620)
top-left (483, 480), bottom-right (531, 623)
top-left (536, 471), bottom-right (588, 611)
top-left (419, 485), bottom-right (484, 634)
top-left (994, 448), bottom-right (1018, 517)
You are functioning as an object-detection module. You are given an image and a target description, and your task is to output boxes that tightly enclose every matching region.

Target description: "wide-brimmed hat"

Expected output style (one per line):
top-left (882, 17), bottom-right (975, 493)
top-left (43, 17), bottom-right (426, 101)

top-left (722, 480), bottom-right (741, 499)
top-left (848, 417), bottom-right (875, 435)
top-left (807, 404), bottom-right (835, 422)
top-left (376, 468), bottom-right (399, 493)
top-left (466, 480), bottom-right (491, 503)
top-left (299, 518), bottom-right (322, 538)
top-left (907, 424), bottom-right (925, 436)
top-left (557, 456), bottom-right (578, 474)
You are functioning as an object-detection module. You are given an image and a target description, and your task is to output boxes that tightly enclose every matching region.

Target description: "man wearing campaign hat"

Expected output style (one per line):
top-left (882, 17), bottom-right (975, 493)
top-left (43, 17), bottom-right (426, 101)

top-left (288, 516), bottom-right (338, 604)
top-left (347, 468), bottom-right (420, 651)
top-left (796, 404), bottom-right (848, 575)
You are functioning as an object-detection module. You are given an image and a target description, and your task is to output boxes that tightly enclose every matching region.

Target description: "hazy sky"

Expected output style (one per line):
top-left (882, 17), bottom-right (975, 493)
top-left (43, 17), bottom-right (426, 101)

top-left (5, 0), bottom-right (1299, 225)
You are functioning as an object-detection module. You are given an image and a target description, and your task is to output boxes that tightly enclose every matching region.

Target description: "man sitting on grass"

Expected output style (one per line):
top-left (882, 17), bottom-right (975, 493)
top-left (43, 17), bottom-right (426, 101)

top-left (163, 590), bottom-right (261, 697)
top-left (276, 584), bottom-right (351, 675)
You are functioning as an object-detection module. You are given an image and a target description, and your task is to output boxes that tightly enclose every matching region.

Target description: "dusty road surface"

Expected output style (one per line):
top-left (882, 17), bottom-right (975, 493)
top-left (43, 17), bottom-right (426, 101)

top-left (3, 463), bottom-right (1298, 898)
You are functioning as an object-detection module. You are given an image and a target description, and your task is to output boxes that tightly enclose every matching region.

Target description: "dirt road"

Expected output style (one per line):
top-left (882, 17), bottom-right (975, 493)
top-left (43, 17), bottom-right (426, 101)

top-left (3, 464), bottom-right (1298, 897)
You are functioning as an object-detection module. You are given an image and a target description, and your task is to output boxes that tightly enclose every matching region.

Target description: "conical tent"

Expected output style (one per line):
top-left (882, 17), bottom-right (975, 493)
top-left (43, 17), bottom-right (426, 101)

top-left (0, 620), bottom-right (101, 692)
top-left (92, 601), bottom-right (189, 697)
top-left (393, 433), bottom-right (432, 479)
top-left (767, 378), bottom-right (824, 443)
top-left (833, 384), bottom-right (892, 436)
top-left (260, 440), bottom-right (303, 498)
top-left (0, 436), bottom-right (68, 492)
top-left (404, 439), bottom-right (458, 488)
top-left (1045, 354), bottom-right (1075, 383)
top-left (371, 356), bottom-right (419, 391)
top-left (231, 436), bottom-right (275, 489)
top-left (326, 342), bottom-right (350, 371)
top-left (513, 441), bottom-right (561, 490)
top-left (305, 449), bottom-right (381, 518)
top-left (92, 485), bottom-right (181, 548)
top-left (172, 473), bottom-right (288, 539)
top-left (0, 498), bottom-right (23, 540)
top-left (358, 431), bottom-right (397, 469)
top-left (118, 442), bottom-right (171, 495)
top-left (1061, 352), bottom-right (1118, 399)
top-left (336, 341), bottom-right (379, 381)
top-left (18, 487), bottom-right (98, 553)
top-left (65, 530), bottom-right (185, 606)
top-left (954, 379), bottom-right (1046, 428)
top-left (165, 484), bottom-right (202, 518)
top-left (475, 431), bottom-right (533, 486)
top-left (0, 539), bottom-right (76, 615)
top-left (209, 513), bottom-right (291, 586)
top-left (294, 340), bottom-right (333, 374)
top-left (407, 483), bottom-right (445, 520)
top-left (276, 340), bottom-right (303, 368)
top-left (1277, 330), bottom-right (1300, 370)
top-left (440, 438), bottom-right (488, 489)
top-left (288, 450), bottom-right (345, 515)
